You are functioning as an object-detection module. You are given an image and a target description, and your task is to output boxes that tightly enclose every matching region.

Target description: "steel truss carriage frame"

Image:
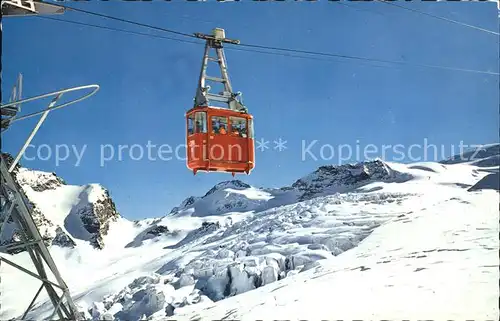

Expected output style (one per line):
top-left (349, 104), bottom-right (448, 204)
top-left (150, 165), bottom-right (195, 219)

top-left (0, 80), bottom-right (99, 320)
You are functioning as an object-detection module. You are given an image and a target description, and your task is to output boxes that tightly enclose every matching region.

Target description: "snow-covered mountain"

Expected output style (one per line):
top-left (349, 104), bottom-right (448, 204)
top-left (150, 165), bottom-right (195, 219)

top-left (440, 143), bottom-right (500, 167)
top-left (439, 143), bottom-right (500, 191)
top-left (0, 153), bottom-right (121, 252)
top-left (168, 159), bottom-right (412, 218)
top-left (0, 144), bottom-right (498, 321)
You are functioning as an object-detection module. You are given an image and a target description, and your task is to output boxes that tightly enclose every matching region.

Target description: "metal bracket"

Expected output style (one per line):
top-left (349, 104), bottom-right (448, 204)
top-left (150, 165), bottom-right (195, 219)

top-left (193, 28), bottom-right (248, 113)
top-left (1, 0), bottom-right (65, 17)
top-left (1, 84), bottom-right (99, 131)
top-left (1, 73), bottom-right (23, 124)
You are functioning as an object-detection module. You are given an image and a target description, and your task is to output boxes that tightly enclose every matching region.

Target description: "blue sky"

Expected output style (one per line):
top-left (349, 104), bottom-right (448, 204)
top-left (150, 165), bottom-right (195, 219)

top-left (2, 1), bottom-right (499, 219)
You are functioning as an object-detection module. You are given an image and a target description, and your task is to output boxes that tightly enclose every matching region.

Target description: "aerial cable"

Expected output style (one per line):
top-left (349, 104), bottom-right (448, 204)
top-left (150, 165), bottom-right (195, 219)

top-left (60, 5), bottom-right (197, 39)
top-left (61, 2), bottom-right (499, 39)
top-left (233, 42), bottom-right (499, 76)
top-left (375, 0), bottom-right (500, 36)
top-left (333, 1), bottom-right (386, 16)
top-left (37, 7), bottom-right (500, 76)
top-left (36, 16), bottom-right (397, 71)
top-left (37, 16), bottom-right (203, 45)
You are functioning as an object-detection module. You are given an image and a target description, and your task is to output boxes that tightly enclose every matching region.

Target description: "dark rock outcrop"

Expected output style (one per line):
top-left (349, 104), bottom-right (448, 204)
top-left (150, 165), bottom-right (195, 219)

top-left (77, 189), bottom-right (120, 249)
top-left (145, 225), bottom-right (169, 237)
top-left (468, 170), bottom-right (500, 192)
top-left (125, 224), bottom-right (171, 248)
top-left (52, 227), bottom-right (77, 248)
top-left (165, 221), bottom-right (221, 250)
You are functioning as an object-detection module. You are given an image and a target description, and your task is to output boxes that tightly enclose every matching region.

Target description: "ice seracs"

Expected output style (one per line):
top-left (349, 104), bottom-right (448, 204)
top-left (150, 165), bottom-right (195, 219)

top-left (1, 145), bottom-right (498, 320)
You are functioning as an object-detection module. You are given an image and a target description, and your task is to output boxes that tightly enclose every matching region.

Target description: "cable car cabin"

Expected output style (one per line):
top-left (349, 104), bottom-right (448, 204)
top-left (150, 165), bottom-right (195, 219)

top-left (186, 106), bottom-right (255, 176)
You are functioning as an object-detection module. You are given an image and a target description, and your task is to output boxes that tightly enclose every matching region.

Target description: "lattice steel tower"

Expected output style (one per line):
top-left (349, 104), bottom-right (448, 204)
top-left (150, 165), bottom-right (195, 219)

top-left (1, 1), bottom-right (99, 319)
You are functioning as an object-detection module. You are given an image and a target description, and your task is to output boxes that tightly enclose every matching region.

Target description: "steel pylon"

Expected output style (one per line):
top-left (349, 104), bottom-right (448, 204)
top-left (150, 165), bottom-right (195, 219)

top-left (0, 156), bottom-right (81, 320)
top-left (1, 3), bottom-right (99, 319)
top-left (0, 79), bottom-right (99, 321)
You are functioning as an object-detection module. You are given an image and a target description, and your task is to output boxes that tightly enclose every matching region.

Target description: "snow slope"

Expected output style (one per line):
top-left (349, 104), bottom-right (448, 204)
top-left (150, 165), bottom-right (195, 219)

top-left (0, 151), bottom-right (498, 320)
top-left (174, 189), bottom-right (498, 320)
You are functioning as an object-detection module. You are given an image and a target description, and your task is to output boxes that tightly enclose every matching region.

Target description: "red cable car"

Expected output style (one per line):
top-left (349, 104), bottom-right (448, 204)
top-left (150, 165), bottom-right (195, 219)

top-left (186, 106), bottom-right (255, 176)
top-left (186, 28), bottom-right (255, 176)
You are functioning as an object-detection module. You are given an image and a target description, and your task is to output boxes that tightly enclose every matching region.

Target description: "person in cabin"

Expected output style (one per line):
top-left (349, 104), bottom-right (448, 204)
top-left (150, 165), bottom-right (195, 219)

top-left (240, 127), bottom-right (247, 138)
top-left (212, 120), bottom-right (219, 134)
top-left (195, 121), bottom-right (202, 133)
top-left (230, 123), bottom-right (236, 135)
top-left (219, 124), bottom-right (227, 135)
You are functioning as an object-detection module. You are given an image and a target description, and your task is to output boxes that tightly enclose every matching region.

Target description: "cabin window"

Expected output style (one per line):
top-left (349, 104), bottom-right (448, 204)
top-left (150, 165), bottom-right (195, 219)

top-left (230, 116), bottom-right (248, 137)
top-left (187, 114), bottom-right (195, 135)
top-left (211, 116), bottom-right (228, 134)
top-left (194, 112), bottom-right (207, 133)
top-left (248, 118), bottom-right (254, 138)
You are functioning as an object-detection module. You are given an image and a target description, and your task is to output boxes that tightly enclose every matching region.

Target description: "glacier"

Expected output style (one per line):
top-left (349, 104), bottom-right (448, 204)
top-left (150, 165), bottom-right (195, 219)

top-left (0, 144), bottom-right (498, 320)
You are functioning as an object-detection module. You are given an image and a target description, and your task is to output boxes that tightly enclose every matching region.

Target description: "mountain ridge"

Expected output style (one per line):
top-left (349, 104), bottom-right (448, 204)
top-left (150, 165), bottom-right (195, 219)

top-left (3, 143), bottom-right (498, 253)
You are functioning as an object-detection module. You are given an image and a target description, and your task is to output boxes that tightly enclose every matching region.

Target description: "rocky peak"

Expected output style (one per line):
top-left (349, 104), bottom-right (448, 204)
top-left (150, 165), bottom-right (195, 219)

top-left (292, 160), bottom-right (409, 200)
top-left (169, 196), bottom-right (201, 214)
top-left (0, 157), bottom-right (120, 251)
top-left (75, 185), bottom-right (120, 249)
top-left (203, 180), bottom-right (251, 197)
top-left (1, 153), bottom-right (65, 192)
top-left (0, 155), bottom-right (66, 253)
top-left (440, 143), bottom-right (500, 167)
top-left (169, 180), bottom-right (252, 215)
top-left (181, 196), bottom-right (198, 207)
top-left (15, 168), bottom-right (65, 192)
